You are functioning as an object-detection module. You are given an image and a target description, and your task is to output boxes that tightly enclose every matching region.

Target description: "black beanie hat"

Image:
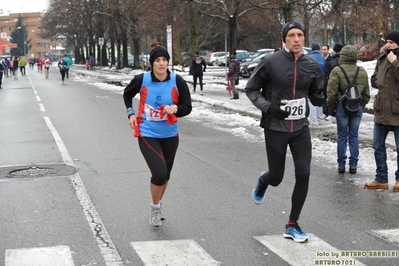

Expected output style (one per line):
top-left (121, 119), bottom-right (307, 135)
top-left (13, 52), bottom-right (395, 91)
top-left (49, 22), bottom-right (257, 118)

top-left (311, 43), bottom-right (320, 51)
top-left (150, 46), bottom-right (170, 66)
top-left (333, 44), bottom-right (344, 53)
top-left (282, 21), bottom-right (305, 43)
top-left (385, 31), bottom-right (399, 45)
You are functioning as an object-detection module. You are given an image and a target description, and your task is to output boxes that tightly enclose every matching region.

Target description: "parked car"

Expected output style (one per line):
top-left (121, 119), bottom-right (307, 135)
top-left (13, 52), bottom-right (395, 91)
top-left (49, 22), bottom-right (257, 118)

top-left (241, 49), bottom-right (274, 63)
top-left (181, 50), bottom-right (213, 66)
top-left (198, 50), bottom-right (213, 65)
top-left (240, 52), bottom-right (273, 78)
top-left (128, 55), bottom-right (133, 66)
top-left (181, 52), bottom-right (191, 67)
top-left (208, 51), bottom-right (227, 66)
top-left (236, 50), bottom-right (251, 61)
top-left (223, 50), bottom-right (250, 66)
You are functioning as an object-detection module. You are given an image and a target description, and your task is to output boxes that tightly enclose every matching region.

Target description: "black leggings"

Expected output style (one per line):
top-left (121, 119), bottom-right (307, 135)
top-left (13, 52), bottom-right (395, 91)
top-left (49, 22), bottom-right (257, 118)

top-left (138, 136), bottom-right (179, 186)
top-left (193, 72), bottom-right (203, 91)
top-left (60, 70), bottom-right (66, 81)
top-left (260, 127), bottom-right (312, 223)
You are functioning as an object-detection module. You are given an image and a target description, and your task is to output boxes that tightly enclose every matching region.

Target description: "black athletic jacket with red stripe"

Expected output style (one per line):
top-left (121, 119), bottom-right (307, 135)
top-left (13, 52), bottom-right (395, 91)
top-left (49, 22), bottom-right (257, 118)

top-left (245, 49), bottom-right (324, 132)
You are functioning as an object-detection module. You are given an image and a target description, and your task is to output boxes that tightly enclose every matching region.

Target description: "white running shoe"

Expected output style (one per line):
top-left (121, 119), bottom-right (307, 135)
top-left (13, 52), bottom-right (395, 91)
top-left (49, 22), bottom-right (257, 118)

top-left (159, 203), bottom-right (165, 220)
top-left (149, 206), bottom-right (162, 227)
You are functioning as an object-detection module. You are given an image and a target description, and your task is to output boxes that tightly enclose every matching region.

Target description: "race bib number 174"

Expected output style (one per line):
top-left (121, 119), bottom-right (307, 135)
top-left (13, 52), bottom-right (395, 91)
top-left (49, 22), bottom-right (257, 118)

top-left (280, 97), bottom-right (307, 120)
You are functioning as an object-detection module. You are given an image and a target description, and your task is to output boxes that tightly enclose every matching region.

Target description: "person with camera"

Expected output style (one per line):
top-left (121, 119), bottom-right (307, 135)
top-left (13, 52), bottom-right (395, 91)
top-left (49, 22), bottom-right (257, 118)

top-left (365, 31), bottom-right (399, 192)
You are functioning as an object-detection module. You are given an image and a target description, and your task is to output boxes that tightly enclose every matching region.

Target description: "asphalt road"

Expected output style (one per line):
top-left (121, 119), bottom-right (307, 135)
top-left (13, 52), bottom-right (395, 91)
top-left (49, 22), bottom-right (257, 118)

top-left (0, 66), bottom-right (398, 266)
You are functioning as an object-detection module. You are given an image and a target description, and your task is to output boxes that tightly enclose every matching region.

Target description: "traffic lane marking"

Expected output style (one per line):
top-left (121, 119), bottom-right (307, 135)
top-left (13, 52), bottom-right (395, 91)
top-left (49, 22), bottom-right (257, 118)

top-left (131, 239), bottom-right (221, 266)
top-left (254, 234), bottom-right (366, 266)
top-left (5, 245), bottom-right (74, 266)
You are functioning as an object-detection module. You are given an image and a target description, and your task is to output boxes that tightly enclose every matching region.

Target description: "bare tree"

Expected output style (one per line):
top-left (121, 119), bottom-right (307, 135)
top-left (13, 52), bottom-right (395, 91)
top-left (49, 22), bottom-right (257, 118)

top-left (187, 0), bottom-right (270, 54)
top-left (40, 0), bottom-right (399, 68)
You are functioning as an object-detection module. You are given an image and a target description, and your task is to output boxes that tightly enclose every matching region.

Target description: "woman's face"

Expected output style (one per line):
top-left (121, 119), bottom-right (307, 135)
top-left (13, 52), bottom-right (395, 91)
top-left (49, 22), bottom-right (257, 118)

top-left (152, 57), bottom-right (168, 76)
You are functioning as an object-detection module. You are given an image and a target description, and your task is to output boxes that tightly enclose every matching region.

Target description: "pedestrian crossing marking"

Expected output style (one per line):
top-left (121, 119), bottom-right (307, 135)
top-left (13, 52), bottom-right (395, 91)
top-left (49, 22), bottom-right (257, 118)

top-left (5, 245), bottom-right (74, 266)
top-left (254, 234), bottom-right (367, 266)
top-left (370, 229), bottom-right (399, 246)
top-left (131, 239), bottom-right (221, 266)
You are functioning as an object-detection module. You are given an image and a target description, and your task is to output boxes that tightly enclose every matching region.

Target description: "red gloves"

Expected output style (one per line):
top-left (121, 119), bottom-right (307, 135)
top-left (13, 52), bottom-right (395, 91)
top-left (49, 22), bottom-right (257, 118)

top-left (158, 105), bottom-right (177, 124)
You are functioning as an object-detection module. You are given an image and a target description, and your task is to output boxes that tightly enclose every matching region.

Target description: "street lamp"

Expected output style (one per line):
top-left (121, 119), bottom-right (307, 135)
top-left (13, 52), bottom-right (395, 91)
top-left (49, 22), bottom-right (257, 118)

top-left (342, 12), bottom-right (348, 44)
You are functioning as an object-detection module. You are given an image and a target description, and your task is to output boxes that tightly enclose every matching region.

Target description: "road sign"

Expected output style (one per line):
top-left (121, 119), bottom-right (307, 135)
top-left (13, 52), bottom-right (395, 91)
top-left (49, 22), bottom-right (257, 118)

top-left (99, 37), bottom-right (104, 45)
top-left (1, 43), bottom-right (17, 48)
top-left (1, 32), bottom-right (7, 39)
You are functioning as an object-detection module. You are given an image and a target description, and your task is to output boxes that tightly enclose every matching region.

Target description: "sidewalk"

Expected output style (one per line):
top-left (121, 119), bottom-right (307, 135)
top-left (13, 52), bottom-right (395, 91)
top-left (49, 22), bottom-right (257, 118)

top-left (69, 65), bottom-right (343, 133)
top-left (69, 64), bottom-right (340, 133)
top-left (69, 64), bottom-right (263, 120)
top-left (69, 64), bottom-right (389, 147)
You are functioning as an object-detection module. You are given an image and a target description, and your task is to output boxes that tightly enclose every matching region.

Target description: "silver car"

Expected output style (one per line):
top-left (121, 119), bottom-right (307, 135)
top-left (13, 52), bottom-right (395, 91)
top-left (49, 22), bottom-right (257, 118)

top-left (208, 52), bottom-right (227, 66)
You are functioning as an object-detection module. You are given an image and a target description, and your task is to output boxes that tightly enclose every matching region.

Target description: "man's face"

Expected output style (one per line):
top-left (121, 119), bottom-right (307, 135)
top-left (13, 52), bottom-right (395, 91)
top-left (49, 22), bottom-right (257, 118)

top-left (386, 40), bottom-right (399, 50)
top-left (321, 46), bottom-right (329, 56)
top-left (285, 29), bottom-right (304, 55)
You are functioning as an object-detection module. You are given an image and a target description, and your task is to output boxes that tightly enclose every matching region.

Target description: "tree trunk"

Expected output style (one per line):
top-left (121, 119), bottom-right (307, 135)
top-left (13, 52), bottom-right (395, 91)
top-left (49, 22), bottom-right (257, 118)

top-left (283, 0), bottom-right (294, 23)
top-left (132, 24), bottom-right (140, 69)
top-left (110, 38), bottom-right (116, 68)
top-left (229, 15), bottom-right (237, 55)
top-left (122, 32), bottom-right (128, 68)
top-left (117, 39), bottom-right (122, 70)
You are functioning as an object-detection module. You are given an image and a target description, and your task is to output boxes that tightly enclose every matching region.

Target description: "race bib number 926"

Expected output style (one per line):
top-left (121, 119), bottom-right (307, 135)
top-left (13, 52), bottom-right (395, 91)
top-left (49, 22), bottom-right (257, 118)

top-left (280, 97), bottom-right (307, 120)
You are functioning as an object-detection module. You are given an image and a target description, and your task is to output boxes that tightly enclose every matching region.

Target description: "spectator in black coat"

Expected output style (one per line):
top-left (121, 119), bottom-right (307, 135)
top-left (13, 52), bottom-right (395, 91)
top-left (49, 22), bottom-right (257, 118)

top-left (189, 51), bottom-right (206, 95)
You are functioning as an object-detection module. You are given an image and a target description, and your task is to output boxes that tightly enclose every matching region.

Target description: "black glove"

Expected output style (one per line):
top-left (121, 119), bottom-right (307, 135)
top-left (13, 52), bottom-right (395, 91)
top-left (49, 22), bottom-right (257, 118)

top-left (268, 102), bottom-right (290, 120)
top-left (311, 93), bottom-right (324, 107)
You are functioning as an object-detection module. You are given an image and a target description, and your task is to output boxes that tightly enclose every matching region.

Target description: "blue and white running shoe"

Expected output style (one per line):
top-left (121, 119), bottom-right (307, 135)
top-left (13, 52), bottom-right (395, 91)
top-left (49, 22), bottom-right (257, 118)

top-left (252, 171), bottom-right (267, 205)
top-left (283, 224), bottom-right (309, 243)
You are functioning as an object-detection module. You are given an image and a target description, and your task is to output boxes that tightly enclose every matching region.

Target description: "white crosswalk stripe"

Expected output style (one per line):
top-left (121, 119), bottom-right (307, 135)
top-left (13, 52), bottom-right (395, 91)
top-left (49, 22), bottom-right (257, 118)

top-left (5, 245), bottom-right (74, 266)
top-left (131, 239), bottom-right (221, 266)
top-left (254, 234), bottom-right (367, 266)
top-left (5, 230), bottom-right (398, 265)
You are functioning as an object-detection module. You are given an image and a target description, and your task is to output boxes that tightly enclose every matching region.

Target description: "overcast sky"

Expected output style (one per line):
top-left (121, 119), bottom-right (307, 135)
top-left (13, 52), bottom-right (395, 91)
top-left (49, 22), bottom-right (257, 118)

top-left (0, 0), bottom-right (49, 13)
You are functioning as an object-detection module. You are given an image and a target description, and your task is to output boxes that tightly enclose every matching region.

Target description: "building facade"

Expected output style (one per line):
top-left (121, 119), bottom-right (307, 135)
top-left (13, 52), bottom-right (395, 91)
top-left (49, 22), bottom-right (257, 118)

top-left (0, 12), bottom-right (53, 58)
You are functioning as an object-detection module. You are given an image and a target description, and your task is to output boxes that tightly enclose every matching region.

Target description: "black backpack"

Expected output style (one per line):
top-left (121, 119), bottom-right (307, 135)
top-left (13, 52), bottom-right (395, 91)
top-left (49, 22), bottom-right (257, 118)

top-left (338, 66), bottom-right (361, 116)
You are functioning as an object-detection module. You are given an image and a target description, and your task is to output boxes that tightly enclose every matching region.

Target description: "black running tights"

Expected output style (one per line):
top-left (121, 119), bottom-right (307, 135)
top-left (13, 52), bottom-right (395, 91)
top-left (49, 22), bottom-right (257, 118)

top-left (193, 72), bottom-right (203, 90)
top-left (260, 127), bottom-right (312, 223)
top-left (138, 136), bottom-right (179, 186)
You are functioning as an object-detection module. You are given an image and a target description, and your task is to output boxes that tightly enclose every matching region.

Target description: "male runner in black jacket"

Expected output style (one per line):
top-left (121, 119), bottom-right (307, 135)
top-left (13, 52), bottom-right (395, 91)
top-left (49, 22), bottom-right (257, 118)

top-left (245, 21), bottom-right (324, 243)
